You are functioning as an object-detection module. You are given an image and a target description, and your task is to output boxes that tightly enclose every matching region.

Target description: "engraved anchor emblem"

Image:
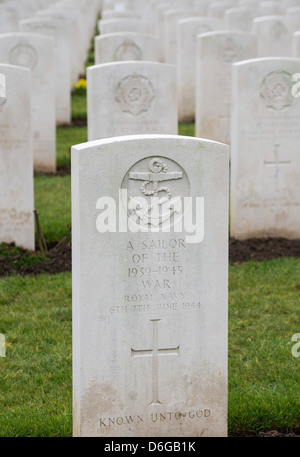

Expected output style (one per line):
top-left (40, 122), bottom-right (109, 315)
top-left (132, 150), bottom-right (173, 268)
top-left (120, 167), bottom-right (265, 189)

top-left (128, 158), bottom-right (183, 227)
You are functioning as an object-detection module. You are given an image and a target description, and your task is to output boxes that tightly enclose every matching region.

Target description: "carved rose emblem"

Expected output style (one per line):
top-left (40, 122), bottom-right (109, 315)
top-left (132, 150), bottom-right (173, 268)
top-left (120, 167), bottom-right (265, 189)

top-left (260, 71), bottom-right (294, 111)
top-left (115, 74), bottom-right (155, 116)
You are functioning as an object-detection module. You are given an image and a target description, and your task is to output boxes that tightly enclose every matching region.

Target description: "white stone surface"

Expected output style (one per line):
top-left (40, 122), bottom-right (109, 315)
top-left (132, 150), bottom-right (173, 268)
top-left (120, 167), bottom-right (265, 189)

top-left (72, 133), bottom-right (229, 437)
top-left (98, 18), bottom-right (149, 35)
top-left (0, 64), bottom-right (34, 250)
top-left (87, 62), bottom-right (178, 141)
top-left (259, 1), bottom-right (285, 16)
top-left (252, 16), bottom-right (296, 58)
top-left (19, 17), bottom-right (71, 125)
top-left (0, 32), bottom-right (56, 173)
top-left (195, 31), bottom-right (257, 145)
top-left (101, 9), bottom-right (140, 20)
top-left (94, 32), bottom-right (160, 64)
top-left (0, 73), bottom-right (6, 111)
top-left (177, 17), bottom-right (223, 122)
top-left (206, 1), bottom-right (236, 18)
top-left (230, 57), bottom-right (300, 239)
top-left (224, 7), bottom-right (256, 32)
top-left (49, 2), bottom-right (89, 79)
top-left (35, 8), bottom-right (81, 85)
top-left (163, 9), bottom-right (205, 65)
top-left (0, 4), bottom-right (20, 33)
top-left (287, 7), bottom-right (300, 31)
top-left (293, 30), bottom-right (300, 57)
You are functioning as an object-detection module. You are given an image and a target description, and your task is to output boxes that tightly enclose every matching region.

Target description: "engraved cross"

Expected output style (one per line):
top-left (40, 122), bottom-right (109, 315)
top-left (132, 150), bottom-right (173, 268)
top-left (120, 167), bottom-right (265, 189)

top-left (264, 144), bottom-right (291, 192)
top-left (131, 319), bottom-right (180, 405)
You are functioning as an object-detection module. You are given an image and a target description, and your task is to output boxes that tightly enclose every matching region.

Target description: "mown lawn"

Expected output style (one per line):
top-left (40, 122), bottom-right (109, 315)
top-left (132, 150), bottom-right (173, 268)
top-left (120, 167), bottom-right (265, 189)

top-left (0, 259), bottom-right (299, 436)
top-left (0, 273), bottom-right (72, 437)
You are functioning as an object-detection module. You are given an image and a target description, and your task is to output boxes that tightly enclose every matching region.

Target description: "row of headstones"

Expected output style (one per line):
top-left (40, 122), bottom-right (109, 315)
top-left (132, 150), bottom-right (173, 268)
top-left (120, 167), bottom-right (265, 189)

top-left (0, 0), bottom-right (102, 251)
top-left (85, 2), bottom-right (300, 241)
top-left (98, 0), bottom-right (300, 63)
top-left (92, 20), bottom-right (300, 127)
top-left (0, 0), bottom-right (101, 126)
top-left (72, 0), bottom-right (300, 437)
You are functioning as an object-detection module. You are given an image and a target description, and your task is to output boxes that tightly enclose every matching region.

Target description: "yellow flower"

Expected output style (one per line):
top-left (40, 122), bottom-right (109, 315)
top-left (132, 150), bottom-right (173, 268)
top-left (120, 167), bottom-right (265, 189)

top-left (75, 79), bottom-right (87, 91)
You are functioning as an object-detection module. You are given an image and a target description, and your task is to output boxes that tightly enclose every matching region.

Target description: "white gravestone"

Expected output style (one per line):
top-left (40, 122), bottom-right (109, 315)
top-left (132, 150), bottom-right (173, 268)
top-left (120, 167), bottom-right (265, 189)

top-left (0, 33), bottom-right (56, 173)
top-left (230, 57), bottom-right (300, 240)
top-left (48, 3), bottom-right (87, 81)
top-left (195, 31), bottom-right (257, 145)
top-left (163, 9), bottom-right (204, 65)
top-left (98, 18), bottom-right (150, 35)
top-left (19, 17), bottom-right (71, 125)
top-left (177, 17), bottom-right (223, 122)
top-left (259, 1), bottom-right (285, 16)
top-left (100, 9), bottom-right (141, 20)
top-left (293, 31), bottom-right (300, 58)
top-left (206, 1), bottom-right (236, 18)
top-left (0, 64), bottom-right (34, 250)
top-left (287, 7), bottom-right (300, 31)
top-left (224, 7), bottom-right (256, 32)
top-left (252, 16), bottom-right (296, 58)
top-left (35, 8), bottom-right (81, 86)
top-left (0, 4), bottom-right (19, 33)
top-left (94, 32), bottom-right (160, 65)
top-left (72, 133), bottom-right (229, 437)
top-left (0, 73), bottom-right (6, 110)
top-left (87, 62), bottom-right (178, 141)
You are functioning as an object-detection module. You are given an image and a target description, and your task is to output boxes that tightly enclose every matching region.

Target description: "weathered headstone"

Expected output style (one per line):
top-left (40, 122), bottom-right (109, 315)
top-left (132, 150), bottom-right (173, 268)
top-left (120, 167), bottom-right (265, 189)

top-left (19, 17), bottom-right (71, 125)
top-left (72, 133), bottom-right (229, 437)
top-left (0, 4), bottom-right (19, 33)
top-left (230, 57), bottom-right (300, 239)
top-left (195, 31), bottom-right (257, 145)
top-left (224, 7), bottom-right (256, 32)
top-left (87, 62), bottom-right (178, 140)
top-left (48, 1), bottom-right (90, 80)
top-left (0, 33), bottom-right (56, 173)
top-left (206, 1), bottom-right (236, 18)
top-left (177, 17), bottom-right (223, 122)
top-left (101, 9), bottom-right (140, 20)
top-left (0, 73), bottom-right (6, 110)
top-left (0, 64), bottom-right (34, 250)
top-left (293, 30), bottom-right (300, 58)
top-left (94, 32), bottom-right (160, 64)
top-left (98, 18), bottom-right (149, 35)
top-left (287, 6), bottom-right (300, 31)
top-left (163, 9), bottom-right (204, 65)
top-left (259, 1), bottom-right (285, 16)
top-left (35, 7), bottom-right (82, 86)
top-left (252, 16), bottom-right (295, 58)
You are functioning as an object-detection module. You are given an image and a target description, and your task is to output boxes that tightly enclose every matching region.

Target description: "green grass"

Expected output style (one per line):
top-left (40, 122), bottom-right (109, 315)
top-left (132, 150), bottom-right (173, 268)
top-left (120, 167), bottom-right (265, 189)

top-left (229, 259), bottom-right (300, 435)
top-left (71, 92), bottom-right (87, 122)
top-left (56, 126), bottom-right (87, 170)
top-left (0, 260), bottom-right (299, 436)
top-left (178, 122), bottom-right (195, 137)
top-left (0, 273), bottom-right (72, 437)
top-left (34, 175), bottom-right (71, 247)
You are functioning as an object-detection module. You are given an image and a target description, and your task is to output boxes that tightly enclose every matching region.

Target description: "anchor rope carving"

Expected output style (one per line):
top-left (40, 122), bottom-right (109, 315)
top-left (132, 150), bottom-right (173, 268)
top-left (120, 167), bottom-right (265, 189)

top-left (128, 158), bottom-right (183, 226)
top-left (140, 162), bottom-right (171, 205)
